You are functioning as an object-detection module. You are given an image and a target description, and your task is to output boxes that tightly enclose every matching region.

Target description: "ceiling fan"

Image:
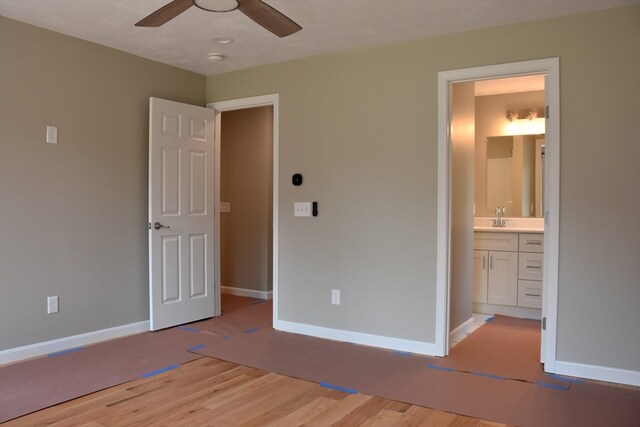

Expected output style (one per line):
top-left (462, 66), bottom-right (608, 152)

top-left (135, 0), bottom-right (302, 38)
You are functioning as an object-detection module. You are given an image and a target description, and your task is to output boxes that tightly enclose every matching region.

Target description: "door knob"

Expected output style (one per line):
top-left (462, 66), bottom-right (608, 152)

top-left (153, 222), bottom-right (170, 230)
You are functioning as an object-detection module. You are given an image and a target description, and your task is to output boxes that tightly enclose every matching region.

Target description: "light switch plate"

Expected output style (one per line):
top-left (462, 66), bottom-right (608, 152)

top-left (220, 202), bottom-right (231, 213)
top-left (294, 202), bottom-right (311, 217)
top-left (46, 126), bottom-right (58, 144)
top-left (331, 289), bottom-right (340, 305)
top-left (47, 296), bottom-right (59, 314)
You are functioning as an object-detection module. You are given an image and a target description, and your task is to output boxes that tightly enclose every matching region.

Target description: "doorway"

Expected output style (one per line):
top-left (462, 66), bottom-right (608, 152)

top-left (218, 106), bottom-right (273, 315)
top-left (209, 94), bottom-right (279, 326)
top-left (450, 76), bottom-right (546, 347)
top-left (436, 59), bottom-right (560, 373)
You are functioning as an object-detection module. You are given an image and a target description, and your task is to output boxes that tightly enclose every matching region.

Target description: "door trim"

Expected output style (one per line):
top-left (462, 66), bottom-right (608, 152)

top-left (207, 94), bottom-right (279, 326)
top-left (436, 58), bottom-right (560, 372)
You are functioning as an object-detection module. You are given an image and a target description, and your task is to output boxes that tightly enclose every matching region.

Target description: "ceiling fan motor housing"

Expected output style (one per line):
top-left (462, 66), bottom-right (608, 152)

top-left (193, 0), bottom-right (239, 13)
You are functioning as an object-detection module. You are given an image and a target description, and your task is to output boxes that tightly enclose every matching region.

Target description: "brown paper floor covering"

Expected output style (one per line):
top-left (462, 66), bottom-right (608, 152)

top-left (0, 326), bottom-right (205, 423)
top-left (188, 298), bottom-right (640, 427)
top-left (2, 295), bottom-right (639, 426)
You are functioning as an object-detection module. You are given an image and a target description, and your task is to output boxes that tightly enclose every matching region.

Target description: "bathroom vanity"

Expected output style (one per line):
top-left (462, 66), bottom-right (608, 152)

top-left (472, 226), bottom-right (544, 319)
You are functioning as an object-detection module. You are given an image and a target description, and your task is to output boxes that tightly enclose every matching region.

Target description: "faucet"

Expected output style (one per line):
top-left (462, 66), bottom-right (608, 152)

top-left (493, 207), bottom-right (507, 227)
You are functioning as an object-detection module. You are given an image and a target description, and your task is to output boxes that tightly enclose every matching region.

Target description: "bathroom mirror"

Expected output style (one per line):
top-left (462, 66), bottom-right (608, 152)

top-left (476, 134), bottom-right (545, 218)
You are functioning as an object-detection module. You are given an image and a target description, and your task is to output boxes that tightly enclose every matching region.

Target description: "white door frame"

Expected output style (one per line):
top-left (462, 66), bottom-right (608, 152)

top-left (207, 94), bottom-right (279, 325)
top-left (435, 58), bottom-right (560, 372)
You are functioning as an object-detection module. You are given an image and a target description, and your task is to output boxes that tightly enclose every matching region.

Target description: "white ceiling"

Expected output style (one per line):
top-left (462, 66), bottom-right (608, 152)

top-left (475, 75), bottom-right (545, 96)
top-left (0, 0), bottom-right (637, 76)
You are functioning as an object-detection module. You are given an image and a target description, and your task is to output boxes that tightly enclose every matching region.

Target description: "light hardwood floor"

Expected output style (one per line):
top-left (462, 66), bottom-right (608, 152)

top-left (4, 357), bottom-right (509, 427)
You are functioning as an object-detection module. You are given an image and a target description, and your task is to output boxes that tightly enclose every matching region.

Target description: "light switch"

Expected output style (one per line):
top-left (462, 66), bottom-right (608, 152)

top-left (220, 202), bottom-right (231, 213)
top-left (46, 126), bottom-right (58, 144)
top-left (294, 202), bottom-right (311, 217)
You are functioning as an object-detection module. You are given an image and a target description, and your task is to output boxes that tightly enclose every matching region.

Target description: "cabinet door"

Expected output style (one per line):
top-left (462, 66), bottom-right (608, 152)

top-left (487, 251), bottom-right (518, 306)
top-left (473, 250), bottom-right (488, 303)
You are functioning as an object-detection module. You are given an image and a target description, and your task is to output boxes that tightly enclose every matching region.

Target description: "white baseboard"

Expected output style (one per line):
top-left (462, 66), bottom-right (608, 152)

top-left (276, 319), bottom-right (439, 356)
top-left (553, 360), bottom-right (640, 387)
top-left (0, 320), bottom-right (150, 366)
top-left (449, 317), bottom-right (475, 344)
top-left (221, 286), bottom-right (272, 300)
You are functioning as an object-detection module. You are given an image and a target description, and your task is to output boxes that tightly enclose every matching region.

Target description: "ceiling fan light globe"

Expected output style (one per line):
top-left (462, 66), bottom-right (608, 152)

top-left (193, 0), bottom-right (239, 13)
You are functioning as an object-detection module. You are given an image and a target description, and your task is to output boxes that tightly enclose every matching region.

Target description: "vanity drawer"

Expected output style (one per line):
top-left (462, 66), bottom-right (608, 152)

top-left (519, 233), bottom-right (544, 253)
top-left (518, 280), bottom-right (542, 309)
top-left (474, 232), bottom-right (518, 252)
top-left (519, 252), bottom-right (543, 280)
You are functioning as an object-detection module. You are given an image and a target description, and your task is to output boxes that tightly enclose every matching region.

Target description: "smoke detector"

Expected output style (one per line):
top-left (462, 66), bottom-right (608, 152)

top-left (208, 52), bottom-right (226, 62)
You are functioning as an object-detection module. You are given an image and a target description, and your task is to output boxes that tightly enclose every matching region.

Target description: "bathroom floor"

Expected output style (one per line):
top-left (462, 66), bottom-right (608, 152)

top-left (450, 312), bottom-right (493, 348)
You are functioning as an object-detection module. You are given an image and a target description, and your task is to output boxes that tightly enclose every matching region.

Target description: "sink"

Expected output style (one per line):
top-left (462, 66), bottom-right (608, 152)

top-left (473, 217), bottom-right (544, 233)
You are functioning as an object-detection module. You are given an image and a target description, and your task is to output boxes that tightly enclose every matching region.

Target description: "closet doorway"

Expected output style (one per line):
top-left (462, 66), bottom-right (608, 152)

top-left (209, 95), bottom-right (279, 324)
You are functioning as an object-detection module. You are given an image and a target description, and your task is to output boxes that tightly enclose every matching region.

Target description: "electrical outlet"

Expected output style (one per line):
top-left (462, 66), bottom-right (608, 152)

top-left (47, 296), bottom-right (59, 314)
top-left (331, 289), bottom-right (340, 305)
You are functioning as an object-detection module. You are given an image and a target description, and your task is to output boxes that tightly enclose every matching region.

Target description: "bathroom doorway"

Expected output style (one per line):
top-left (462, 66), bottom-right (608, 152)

top-left (450, 75), bottom-right (546, 347)
top-left (435, 59), bottom-right (560, 372)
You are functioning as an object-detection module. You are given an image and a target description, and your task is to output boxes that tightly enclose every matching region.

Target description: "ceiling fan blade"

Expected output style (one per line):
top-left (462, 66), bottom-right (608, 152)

top-left (238, 0), bottom-right (302, 38)
top-left (135, 0), bottom-right (194, 27)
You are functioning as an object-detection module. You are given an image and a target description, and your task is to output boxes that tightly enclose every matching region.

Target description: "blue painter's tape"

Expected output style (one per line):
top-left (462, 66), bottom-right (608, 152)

top-left (243, 327), bottom-right (259, 334)
top-left (141, 364), bottom-right (179, 378)
top-left (320, 382), bottom-right (358, 394)
top-left (427, 363), bottom-right (455, 372)
top-left (223, 336), bottom-right (231, 340)
top-left (47, 347), bottom-right (84, 357)
top-left (472, 371), bottom-right (506, 380)
top-left (178, 326), bottom-right (200, 332)
top-left (485, 316), bottom-right (495, 323)
top-left (536, 381), bottom-right (569, 390)
top-left (188, 344), bottom-right (205, 352)
top-left (545, 373), bottom-right (585, 384)
top-left (392, 350), bottom-right (412, 357)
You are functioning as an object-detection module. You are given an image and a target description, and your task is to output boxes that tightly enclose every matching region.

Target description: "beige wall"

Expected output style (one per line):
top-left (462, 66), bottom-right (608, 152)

top-left (206, 5), bottom-right (640, 371)
top-left (450, 82), bottom-right (475, 332)
top-left (220, 107), bottom-right (273, 294)
top-left (475, 91), bottom-right (545, 217)
top-left (0, 17), bottom-right (205, 350)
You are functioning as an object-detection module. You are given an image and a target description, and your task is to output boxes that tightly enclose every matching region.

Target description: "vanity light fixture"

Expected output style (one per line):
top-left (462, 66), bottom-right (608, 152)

top-left (506, 107), bottom-right (545, 122)
top-left (194, 0), bottom-right (239, 12)
top-left (505, 107), bottom-right (546, 135)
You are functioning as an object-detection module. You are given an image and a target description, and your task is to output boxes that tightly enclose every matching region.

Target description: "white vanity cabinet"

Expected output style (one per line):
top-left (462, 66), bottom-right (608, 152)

top-left (517, 233), bottom-right (544, 308)
top-left (473, 232), bottom-right (519, 306)
top-left (473, 231), bottom-right (544, 310)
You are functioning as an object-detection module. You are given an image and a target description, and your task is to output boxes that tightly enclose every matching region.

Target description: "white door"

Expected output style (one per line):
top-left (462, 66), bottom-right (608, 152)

top-left (148, 97), bottom-right (216, 331)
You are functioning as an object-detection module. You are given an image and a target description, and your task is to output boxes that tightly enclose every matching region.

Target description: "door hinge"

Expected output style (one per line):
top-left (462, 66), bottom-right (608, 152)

top-left (545, 105), bottom-right (550, 119)
top-left (542, 317), bottom-right (547, 330)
